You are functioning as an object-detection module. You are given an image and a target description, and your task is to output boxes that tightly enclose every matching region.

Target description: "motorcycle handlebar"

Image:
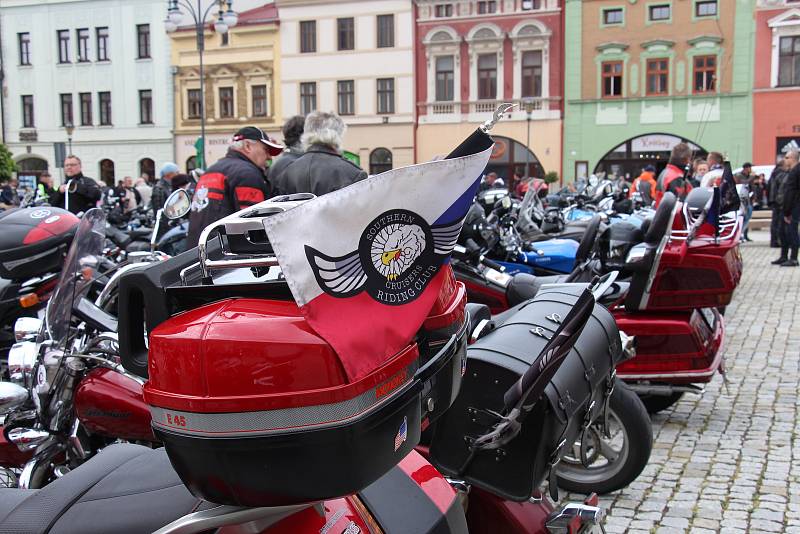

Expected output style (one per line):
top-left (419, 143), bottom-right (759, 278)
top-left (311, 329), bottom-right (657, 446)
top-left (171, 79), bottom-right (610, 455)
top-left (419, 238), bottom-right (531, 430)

top-left (481, 257), bottom-right (505, 272)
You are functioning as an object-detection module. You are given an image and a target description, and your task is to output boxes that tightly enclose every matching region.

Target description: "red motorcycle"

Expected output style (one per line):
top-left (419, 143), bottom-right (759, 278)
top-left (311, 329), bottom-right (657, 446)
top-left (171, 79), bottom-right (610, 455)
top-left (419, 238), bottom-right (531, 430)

top-left (0, 191), bottom-right (621, 533)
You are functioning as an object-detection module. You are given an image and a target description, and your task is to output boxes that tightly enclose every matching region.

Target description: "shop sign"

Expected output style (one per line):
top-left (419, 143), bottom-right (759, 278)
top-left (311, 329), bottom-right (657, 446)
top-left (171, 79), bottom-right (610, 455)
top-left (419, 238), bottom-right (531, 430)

top-left (631, 134), bottom-right (700, 153)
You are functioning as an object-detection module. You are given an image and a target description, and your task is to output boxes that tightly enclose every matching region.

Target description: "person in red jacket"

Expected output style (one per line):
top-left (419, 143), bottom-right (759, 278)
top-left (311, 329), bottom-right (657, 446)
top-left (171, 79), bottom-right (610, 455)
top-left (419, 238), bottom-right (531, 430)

top-left (655, 142), bottom-right (693, 206)
top-left (187, 126), bottom-right (283, 248)
top-left (630, 165), bottom-right (657, 206)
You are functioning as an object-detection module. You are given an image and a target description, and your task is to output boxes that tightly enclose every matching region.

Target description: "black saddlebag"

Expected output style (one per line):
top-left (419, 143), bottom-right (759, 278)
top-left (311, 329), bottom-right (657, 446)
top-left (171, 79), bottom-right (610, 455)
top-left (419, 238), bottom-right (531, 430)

top-left (428, 284), bottom-right (623, 501)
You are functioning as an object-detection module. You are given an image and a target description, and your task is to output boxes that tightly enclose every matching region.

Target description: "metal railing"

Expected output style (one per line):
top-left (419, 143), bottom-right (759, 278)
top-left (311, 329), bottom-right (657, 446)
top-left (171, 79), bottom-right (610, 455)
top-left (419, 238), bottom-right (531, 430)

top-left (418, 97), bottom-right (556, 116)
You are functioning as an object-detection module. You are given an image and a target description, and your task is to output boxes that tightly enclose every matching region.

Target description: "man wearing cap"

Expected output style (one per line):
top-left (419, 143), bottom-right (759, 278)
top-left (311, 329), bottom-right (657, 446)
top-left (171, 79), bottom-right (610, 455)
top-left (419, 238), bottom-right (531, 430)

top-left (152, 162), bottom-right (180, 217)
top-left (187, 126), bottom-right (282, 248)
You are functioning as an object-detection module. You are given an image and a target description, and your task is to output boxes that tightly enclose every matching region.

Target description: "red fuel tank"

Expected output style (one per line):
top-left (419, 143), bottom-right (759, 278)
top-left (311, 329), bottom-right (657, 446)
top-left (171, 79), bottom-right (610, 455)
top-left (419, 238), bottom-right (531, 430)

top-left (75, 368), bottom-right (153, 442)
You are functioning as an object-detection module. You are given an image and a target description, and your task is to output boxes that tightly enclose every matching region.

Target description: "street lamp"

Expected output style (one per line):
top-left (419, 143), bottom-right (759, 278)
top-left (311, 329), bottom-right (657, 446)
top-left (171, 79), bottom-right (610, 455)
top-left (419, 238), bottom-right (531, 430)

top-left (65, 122), bottom-right (74, 155)
top-left (521, 97), bottom-right (536, 183)
top-left (165, 0), bottom-right (238, 168)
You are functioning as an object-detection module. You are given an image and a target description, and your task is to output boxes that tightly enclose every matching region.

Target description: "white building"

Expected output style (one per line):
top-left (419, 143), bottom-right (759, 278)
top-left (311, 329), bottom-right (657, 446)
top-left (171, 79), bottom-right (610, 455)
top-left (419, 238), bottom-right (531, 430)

top-left (277, 0), bottom-right (415, 171)
top-left (0, 0), bottom-right (174, 186)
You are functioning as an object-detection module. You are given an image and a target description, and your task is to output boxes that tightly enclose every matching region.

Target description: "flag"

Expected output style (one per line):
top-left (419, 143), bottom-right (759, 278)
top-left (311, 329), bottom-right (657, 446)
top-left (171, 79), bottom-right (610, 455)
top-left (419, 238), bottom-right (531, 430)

top-left (263, 146), bottom-right (493, 380)
top-left (394, 416), bottom-right (408, 451)
top-left (719, 161), bottom-right (740, 214)
top-left (706, 186), bottom-right (722, 232)
top-left (194, 137), bottom-right (205, 169)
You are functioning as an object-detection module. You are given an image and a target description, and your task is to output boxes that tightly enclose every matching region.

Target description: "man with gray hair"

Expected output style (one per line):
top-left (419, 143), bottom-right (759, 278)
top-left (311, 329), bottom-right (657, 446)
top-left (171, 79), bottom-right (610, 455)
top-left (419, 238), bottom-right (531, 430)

top-left (277, 111), bottom-right (367, 197)
top-left (775, 149), bottom-right (800, 267)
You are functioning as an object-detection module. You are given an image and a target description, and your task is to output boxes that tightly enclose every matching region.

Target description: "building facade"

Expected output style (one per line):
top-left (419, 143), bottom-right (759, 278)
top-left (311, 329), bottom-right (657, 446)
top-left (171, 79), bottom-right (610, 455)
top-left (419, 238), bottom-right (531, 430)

top-left (170, 3), bottom-right (281, 172)
top-left (277, 0), bottom-right (415, 172)
top-left (563, 0), bottom-right (754, 182)
top-left (415, 0), bottom-right (564, 181)
top-left (754, 0), bottom-right (800, 166)
top-left (0, 0), bottom-right (174, 186)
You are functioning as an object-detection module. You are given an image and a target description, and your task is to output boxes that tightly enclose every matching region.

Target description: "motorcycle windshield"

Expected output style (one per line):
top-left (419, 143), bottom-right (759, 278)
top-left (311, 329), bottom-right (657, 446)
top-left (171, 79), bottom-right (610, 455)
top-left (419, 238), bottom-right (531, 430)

top-left (46, 208), bottom-right (106, 341)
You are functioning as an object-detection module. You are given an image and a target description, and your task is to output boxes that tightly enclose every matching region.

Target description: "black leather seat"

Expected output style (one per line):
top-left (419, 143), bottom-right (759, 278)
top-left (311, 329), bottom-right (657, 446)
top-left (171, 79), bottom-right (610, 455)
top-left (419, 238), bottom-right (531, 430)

top-left (505, 273), bottom-right (567, 308)
top-left (0, 444), bottom-right (203, 534)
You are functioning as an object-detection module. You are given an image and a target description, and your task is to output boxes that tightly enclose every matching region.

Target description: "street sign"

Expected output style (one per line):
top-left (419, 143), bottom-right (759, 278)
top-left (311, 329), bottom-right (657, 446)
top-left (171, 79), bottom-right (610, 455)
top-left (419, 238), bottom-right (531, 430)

top-left (54, 142), bottom-right (66, 168)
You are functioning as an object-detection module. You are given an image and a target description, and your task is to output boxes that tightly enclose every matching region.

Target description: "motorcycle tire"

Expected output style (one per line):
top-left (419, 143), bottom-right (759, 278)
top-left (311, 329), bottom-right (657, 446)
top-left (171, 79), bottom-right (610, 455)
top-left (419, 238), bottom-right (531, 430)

top-left (639, 392), bottom-right (684, 414)
top-left (556, 380), bottom-right (652, 495)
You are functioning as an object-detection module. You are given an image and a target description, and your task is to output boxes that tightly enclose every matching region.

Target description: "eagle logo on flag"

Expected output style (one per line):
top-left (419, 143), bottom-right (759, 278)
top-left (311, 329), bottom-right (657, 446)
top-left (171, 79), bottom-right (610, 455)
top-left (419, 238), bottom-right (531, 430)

top-left (305, 209), bottom-right (462, 306)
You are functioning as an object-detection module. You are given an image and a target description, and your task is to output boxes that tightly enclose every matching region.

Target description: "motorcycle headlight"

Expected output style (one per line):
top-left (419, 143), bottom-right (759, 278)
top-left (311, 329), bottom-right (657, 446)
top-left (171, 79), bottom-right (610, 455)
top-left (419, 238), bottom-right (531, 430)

top-left (8, 341), bottom-right (37, 389)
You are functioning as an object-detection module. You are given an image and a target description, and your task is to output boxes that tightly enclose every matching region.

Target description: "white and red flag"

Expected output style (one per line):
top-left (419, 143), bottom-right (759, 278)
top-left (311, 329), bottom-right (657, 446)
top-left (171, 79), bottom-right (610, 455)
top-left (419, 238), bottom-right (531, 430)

top-left (263, 146), bottom-right (492, 380)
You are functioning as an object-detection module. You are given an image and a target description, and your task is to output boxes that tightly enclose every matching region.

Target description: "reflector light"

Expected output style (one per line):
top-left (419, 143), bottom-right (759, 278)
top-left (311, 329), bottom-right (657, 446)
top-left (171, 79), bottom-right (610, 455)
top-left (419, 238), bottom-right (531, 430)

top-left (18, 293), bottom-right (39, 308)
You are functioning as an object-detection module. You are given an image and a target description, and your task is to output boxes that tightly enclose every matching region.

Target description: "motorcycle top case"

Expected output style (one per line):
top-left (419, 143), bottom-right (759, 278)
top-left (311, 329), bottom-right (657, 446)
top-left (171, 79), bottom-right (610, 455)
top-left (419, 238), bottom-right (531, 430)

top-left (143, 275), bottom-right (468, 508)
top-left (0, 207), bottom-right (79, 279)
top-left (429, 284), bottom-right (623, 501)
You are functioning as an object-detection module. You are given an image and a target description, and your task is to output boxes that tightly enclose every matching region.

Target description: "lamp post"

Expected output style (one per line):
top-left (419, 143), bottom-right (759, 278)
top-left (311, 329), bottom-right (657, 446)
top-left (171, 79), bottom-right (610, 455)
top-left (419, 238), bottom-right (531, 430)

top-left (521, 97), bottom-right (536, 183)
top-left (65, 122), bottom-right (74, 155)
top-left (165, 0), bottom-right (238, 169)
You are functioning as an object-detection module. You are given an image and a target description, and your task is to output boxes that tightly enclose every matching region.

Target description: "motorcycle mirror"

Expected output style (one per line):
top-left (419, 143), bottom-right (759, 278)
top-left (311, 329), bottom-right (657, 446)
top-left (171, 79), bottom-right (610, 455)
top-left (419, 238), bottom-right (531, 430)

top-left (164, 189), bottom-right (191, 220)
top-left (13, 317), bottom-right (42, 342)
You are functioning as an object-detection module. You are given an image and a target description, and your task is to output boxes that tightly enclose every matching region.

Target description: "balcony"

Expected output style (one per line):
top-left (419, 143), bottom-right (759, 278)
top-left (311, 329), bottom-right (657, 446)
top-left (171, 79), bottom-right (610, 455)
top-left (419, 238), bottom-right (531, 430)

top-left (418, 97), bottom-right (560, 124)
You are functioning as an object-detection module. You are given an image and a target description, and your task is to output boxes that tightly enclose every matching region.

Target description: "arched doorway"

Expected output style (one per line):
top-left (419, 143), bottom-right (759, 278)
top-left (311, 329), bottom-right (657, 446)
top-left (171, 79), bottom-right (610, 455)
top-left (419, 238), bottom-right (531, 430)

top-left (369, 148), bottom-right (393, 175)
top-left (99, 159), bottom-right (115, 187)
top-left (186, 156), bottom-right (197, 173)
top-left (594, 133), bottom-right (707, 180)
top-left (139, 158), bottom-right (155, 181)
top-left (15, 156), bottom-right (48, 194)
top-left (486, 135), bottom-right (544, 188)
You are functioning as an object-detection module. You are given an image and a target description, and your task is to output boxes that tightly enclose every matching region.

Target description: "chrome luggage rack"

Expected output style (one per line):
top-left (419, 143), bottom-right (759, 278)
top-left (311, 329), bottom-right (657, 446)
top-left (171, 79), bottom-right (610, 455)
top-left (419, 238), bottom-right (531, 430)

top-left (180, 193), bottom-right (316, 284)
top-left (670, 200), bottom-right (741, 243)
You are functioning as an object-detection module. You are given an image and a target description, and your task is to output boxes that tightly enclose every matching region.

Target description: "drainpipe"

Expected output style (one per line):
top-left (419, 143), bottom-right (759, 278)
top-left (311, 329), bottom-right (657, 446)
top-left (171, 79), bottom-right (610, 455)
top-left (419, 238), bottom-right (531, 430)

top-left (412, 1), bottom-right (418, 164)
top-left (0, 11), bottom-right (7, 144)
top-left (559, 0), bottom-right (565, 188)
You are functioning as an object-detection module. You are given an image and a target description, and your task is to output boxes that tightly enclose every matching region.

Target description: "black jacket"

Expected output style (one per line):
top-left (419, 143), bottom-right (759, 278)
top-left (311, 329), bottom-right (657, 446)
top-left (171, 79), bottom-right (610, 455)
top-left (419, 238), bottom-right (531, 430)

top-left (783, 163), bottom-right (800, 216)
top-left (151, 178), bottom-right (172, 216)
top-left (267, 146), bottom-right (303, 197)
top-left (276, 144), bottom-right (367, 197)
top-left (187, 149), bottom-right (269, 248)
top-left (768, 168), bottom-right (789, 207)
top-left (59, 173), bottom-right (101, 215)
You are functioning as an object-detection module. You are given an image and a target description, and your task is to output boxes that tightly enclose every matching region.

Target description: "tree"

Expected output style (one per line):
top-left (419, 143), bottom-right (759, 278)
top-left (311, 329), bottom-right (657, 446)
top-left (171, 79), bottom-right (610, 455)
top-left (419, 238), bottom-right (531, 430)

top-left (544, 171), bottom-right (559, 184)
top-left (0, 144), bottom-right (16, 182)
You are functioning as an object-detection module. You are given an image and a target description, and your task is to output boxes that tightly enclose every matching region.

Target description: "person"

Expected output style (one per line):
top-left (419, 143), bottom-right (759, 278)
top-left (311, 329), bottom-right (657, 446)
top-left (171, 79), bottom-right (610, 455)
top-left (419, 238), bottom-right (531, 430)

top-left (276, 111), bottom-right (367, 197)
top-left (58, 155), bottom-right (101, 215)
top-left (693, 160), bottom-right (709, 187)
top-left (36, 172), bottom-right (59, 204)
top-left (630, 164), bottom-right (657, 206)
top-left (774, 150), bottom-right (800, 267)
top-left (750, 173), bottom-right (766, 210)
top-left (701, 152), bottom-right (724, 187)
top-left (0, 178), bottom-right (17, 210)
top-left (479, 172), bottom-right (505, 192)
top-left (187, 126), bottom-right (283, 248)
top-left (152, 162), bottom-right (179, 216)
top-left (268, 115), bottom-right (305, 196)
top-left (135, 175), bottom-right (153, 208)
top-left (736, 163), bottom-right (754, 241)
top-left (655, 143), bottom-right (692, 205)
top-left (120, 176), bottom-right (141, 213)
top-left (171, 173), bottom-right (191, 191)
top-left (767, 159), bottom-right (789, 248)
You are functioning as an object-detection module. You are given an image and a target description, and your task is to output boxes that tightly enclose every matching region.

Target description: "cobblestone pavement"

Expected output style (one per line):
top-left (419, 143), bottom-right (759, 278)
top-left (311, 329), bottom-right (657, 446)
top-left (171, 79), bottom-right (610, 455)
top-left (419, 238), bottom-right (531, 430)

top-left (564, 229), bottom-right (800, 533)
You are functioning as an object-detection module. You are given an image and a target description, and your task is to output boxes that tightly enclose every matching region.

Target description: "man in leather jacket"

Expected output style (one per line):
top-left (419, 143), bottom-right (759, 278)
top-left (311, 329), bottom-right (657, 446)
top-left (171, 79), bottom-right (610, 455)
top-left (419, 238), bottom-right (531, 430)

top-left (775, 150), bottom-right (800, 267)
top-left (275, 111), bottom-right (367, 197)
top-left (767, 159), bottom-right (789, 248)
top-left (58, 155), bottom-right (101, 215)
top-left (267, 115), bottom-right (305, 196)
top-left (187, 126), bottom-right (283, 248)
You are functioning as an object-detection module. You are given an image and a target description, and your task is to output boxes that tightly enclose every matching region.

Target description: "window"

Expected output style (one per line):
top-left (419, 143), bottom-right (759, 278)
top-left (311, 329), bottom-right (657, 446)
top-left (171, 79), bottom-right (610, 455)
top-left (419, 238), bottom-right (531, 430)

top-left (646, 58), bottom-right (669, 95)
top-left (478, 1), bottom-right (497, 14)
top-left (136, 24), bottom-right (150, 59)
top-left (60, 93), bottom-right (73, 127)
top-left (693, 55), bottom-right (716, 93)
top-left (435, 4), bottom-right (453, 17)
top-left (521, 51), bottom-right (543, 97)
top-left (377, 78), bottom-right (395, 114)
top-left (139, 90), bottom-right (153, 124)
top-left (79, 93), bottom-right (92, 125)
top-left (603, 8), bottom-right (623, 25)
top-left (96, 27), bottom-right (109, 61)
top-left (221, 32), bottom-right (229, 46)
top-left (435, 56), bottom-right (455, 101)
top-left (338, 80), bottom-right (355, 115)
top-left (369, 148), bottom-right (393, 175)
top-left (252, 85), bottom-right (268, 117)
top-left (477, 53), bottom-right (497, 100)
top-left (338, 18), bottom-right (354, 50)
top-left (187, 89), bottom-right (202, 119)
top-left (779, 36), bottom-right (800, 87)
top-left (649, 5), bottom-right (670, 21)
top-left (695, 1), bottom-right (717, 17)
top-left (99, 91), bottom-right (112, 125)
top-left (57, 30), bottom-right (70, 63)
top-left (18, 33), bottom-right (31, 65)
top-left (521, 0), bottom-right (541, 10)
top-left (601, 61), bottom-right (623, 98)
top-left (300, 82), bottom-right (317, 115)
top-left (76, 29), bottom-right (90, 62)
top-left (21, 96), bottom-right (34, 128)
top-left (219, 87), bottom-right (234, 118)
top-left (377, 14), bottom-right (394, 48)
top-left (300, 21), bottom-right (316, 53)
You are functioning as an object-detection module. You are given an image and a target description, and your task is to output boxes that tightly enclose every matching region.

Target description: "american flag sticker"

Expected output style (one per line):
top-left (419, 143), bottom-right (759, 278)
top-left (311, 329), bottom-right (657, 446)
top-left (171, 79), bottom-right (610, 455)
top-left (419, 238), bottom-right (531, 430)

top-left (394, 416), bottom-right (408, 452)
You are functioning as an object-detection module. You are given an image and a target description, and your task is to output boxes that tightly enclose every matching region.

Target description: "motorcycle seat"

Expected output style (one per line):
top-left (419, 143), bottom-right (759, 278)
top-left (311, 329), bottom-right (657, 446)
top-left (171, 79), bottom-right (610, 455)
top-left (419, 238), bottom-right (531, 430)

top-left (505, 273), bottom-right (567, 308)
top-left (0, 444), bottom-right (206, 534)
top-left (128, 228), bottom-right (153, 240)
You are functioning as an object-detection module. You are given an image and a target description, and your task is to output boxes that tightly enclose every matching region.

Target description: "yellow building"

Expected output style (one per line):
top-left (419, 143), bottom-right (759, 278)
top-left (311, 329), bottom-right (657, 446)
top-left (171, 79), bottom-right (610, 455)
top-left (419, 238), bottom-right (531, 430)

top-left (170, 3), bottom-right (281, 171)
